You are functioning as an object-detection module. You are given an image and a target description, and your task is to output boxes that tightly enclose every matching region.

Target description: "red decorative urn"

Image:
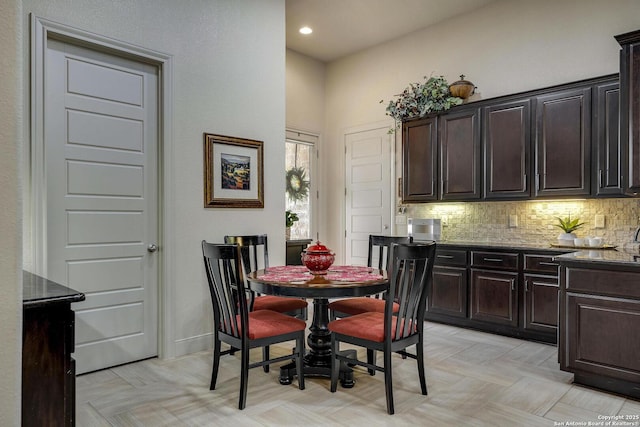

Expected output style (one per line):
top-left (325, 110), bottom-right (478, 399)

top-left (301, 241), bottom-right (335, 275)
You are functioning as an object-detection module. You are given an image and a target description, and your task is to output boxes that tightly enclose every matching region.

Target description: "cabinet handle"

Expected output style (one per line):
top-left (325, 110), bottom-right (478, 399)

top-left (598, 169), bottom-right (603, 189)
top-left (483, 258), bottom-right (503, 262)
top-left (525, 281), bottom-right (529, 292)
top-left (437, 255), bottom-right (454, 259)
top-left (535, 173), bottom-right (540, 191)
top-left (539, 262), bottom-right (557, 266)
top-left (511, 279), bottom-right (515, 291)
top-left (523, 173), bottom-right (527, 190)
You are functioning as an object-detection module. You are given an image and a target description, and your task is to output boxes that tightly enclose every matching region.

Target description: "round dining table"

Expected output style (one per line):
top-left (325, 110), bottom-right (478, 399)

top-left (246, 265), bottom-right (388, 387)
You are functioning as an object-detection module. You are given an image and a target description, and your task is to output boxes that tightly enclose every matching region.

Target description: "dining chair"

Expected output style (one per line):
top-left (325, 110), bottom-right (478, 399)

top-left (328, 235), bottom-right (412, 320)
top-left (201, 241), bottom-right (305, 410)
top-left (224, 234), bottom-right (308, 321)
top-left (328, 242), bottom-right (436, 415)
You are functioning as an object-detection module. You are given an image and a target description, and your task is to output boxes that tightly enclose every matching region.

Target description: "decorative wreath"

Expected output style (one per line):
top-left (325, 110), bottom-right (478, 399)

top-left (285, 166), bottom-right (310, 202)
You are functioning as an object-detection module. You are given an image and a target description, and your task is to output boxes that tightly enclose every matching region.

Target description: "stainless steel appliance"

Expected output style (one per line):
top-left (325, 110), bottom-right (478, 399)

top-left (407, 218), bottom-right (441, 241)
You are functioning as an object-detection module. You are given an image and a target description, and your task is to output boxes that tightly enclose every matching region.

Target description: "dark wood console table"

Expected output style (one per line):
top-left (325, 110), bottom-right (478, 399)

top-left (22, 271), bottom-right (85, 427)
top-left (285, 239), bottom-right (312, 265)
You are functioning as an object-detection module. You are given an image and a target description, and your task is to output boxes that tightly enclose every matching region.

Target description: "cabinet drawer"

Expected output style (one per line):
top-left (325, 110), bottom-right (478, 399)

top-left (524, 254), bottom-right (559, 274)
top-left (435, 249), bottom-right (467, 266)
top-left (566, 267), bottom-right (640, 299)
top-left (471, 251), bottom-right (518, 270)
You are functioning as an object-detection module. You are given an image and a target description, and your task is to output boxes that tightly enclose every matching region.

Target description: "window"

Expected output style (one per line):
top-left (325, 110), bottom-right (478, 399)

top-left (285, 130), bottom-right (317, 240)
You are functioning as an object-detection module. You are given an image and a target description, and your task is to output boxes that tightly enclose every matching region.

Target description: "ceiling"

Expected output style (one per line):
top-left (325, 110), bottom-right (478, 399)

top-left (286, 0), bottom-right (496, 63)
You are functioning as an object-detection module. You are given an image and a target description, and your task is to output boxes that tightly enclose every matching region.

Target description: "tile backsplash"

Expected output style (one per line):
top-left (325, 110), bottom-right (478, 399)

top-left (405, 198), bottom-right (640, 247)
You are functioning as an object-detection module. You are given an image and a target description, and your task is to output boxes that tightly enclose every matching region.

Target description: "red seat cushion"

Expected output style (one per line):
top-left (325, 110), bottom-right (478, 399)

top-left (328, 297), bottom-right (399, 316)
top-left (253, 295), bottom-right (307, 313)
top-left (242, 310), bottom-right (306, 340)
top-left (328, 312), bottom-right (415, 342)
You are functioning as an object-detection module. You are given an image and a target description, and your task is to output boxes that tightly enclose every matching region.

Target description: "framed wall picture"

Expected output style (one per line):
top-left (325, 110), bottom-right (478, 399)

top-left (203, 133), bottom-right (264, 208)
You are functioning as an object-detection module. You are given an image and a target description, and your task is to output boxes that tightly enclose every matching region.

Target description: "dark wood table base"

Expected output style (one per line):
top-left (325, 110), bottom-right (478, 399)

top-left (278, 297), bottom-right (357, 387)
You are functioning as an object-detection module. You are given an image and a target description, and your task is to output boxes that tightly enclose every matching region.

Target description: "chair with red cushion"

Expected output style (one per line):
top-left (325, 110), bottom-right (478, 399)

top-left (328, 235), bottom-right (412, 320)
top-left (328, 242), bottom-right (436, 415)
top-left (225, 234), bottom-right (308, 321)
top-left (201, 241), bottom-right (305, 410)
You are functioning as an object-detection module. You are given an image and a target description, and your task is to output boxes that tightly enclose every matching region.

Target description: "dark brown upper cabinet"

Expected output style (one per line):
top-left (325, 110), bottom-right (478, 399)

top-left (592, 81), bottom-right (622, 196)
top-left (483, 99), bottom-right (531, 199)
top-left (439, 107), bottom-right (481, 200)
top-left (616, 30), bottom-right (640, 196)
top-left (534, 87), bottom-right (591, 197)
top-left (402, 116), bottom-right (438, 202)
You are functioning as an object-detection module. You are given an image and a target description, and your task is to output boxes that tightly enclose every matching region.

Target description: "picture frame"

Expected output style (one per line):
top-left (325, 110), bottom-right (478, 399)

top-left (203, 133), bottom-right (264, 208)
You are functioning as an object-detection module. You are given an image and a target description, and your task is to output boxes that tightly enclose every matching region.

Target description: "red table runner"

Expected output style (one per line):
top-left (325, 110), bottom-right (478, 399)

top-left (258, 265), bottom-right (383, 283)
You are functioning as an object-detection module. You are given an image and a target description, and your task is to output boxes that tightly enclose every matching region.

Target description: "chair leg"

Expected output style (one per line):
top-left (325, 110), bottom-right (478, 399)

top-left (296, 333), bottom-right (305, 390)
top-left (416, 339), bottom-right (428, 395)
top-left (210, 338), bottom-right (221, 390)
top-left (367, 349), bottom-right (376, 376)
top-left (239, 346), bottom-right (249, 410)
top-left (383, 349), bottom-right (394, 415)
top-left (263, 345), bottom-right (270, 373)
top-left (330, 336), bottom-right (339, 392)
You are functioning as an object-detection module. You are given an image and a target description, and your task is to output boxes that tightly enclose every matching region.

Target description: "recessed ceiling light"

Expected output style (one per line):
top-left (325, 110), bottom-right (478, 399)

top-left (299, 26), bottom-right (313, 35)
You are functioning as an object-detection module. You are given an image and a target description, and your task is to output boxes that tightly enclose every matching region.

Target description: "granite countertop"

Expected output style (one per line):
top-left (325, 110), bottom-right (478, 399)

top-left (434, 240), bottom-right (575, 253)
top-left (23, 270), bottom-right (85, 308)
top-left (553, 249), bottom-right (640, 267)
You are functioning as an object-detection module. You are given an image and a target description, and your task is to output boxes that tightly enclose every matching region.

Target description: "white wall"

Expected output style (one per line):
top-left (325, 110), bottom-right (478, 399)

top-left (320, 0), bottom-right (640, 261)
top-left (20, 0), bottom-right (286, 359)
top-left (286, 49), bottom-right (326, 135)
top-left (0, 0), bottom-right (23, 423)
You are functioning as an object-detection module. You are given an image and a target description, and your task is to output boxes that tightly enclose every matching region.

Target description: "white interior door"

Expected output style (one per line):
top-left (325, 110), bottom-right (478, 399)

top-left (345, 126), bottom-right (393, 265)
top-left (45, 39), bottom-right (159, 374)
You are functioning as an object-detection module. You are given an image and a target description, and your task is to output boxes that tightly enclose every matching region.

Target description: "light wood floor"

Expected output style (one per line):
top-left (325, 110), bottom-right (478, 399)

top-left (77, 322), bottom-right (640, 426)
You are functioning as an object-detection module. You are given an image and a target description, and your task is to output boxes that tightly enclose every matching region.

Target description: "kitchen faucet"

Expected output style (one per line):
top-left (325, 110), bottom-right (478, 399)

top-left (634, 227), bottom-right (640, 242)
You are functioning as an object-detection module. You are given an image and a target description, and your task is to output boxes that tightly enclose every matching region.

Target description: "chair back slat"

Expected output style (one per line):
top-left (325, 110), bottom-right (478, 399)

top-left (224, 234), bottom-right (269, 272)
top-left (202, 242), bottom-right (248, 339)
top-left (367, 235), bottom-right (413, 270)
top-left (367, 235), bottom-right (413, 299)
top-left (385, 242), bottom-right (436, 341)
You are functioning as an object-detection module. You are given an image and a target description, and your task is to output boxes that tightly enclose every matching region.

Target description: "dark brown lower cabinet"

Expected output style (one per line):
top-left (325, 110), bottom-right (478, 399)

top-left (429, 266), bottom-right (467, 318)
top-left (426, 247), bottom-right (561, 343)
top-left (470, 269), bottom-right (518, 327)
top-left (565, 294), bottom-right (640, 383)
top-left (558, 264), bottom-right (640, 399)
top-left (523, 274), bottom-right (559, 334)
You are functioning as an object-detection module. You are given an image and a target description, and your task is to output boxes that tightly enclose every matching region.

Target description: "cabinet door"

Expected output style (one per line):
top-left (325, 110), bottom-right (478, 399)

top-left (593, 81), bottom-right (623, 196)
top-left (523, 274), bottom-right (558, 335)
top-left (534, 88), bottom-right (591, 197)
top-left (483, 99), bottom-right (531, 199)
top-left (616, 31), bottom-right (640, 195)
top-left (439, 108), bottom-right (481, 200)
top-left (563, 293), bottom-right (640, 383)
top-left (470, 269), bottom-right (518, 327)
top-left (429, 266), bottom-right (468, 318)
top-left (402, 117), bottom-right (438, 201)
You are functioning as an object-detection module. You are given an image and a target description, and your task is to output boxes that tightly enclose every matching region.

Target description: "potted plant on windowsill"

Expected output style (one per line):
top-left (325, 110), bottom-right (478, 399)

top-left (286, 210), bottom-right (299, 240)
top-left (554, 215), bottom-right (585, 246)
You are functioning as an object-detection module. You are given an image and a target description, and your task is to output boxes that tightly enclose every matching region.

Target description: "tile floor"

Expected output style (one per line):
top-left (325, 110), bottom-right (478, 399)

top-left (76, 322), bottom-right (640, 426)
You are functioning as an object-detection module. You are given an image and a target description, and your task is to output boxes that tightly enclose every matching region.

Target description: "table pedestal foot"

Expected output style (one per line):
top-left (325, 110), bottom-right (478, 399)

top-left (278, 349), bottom-right (357, 387)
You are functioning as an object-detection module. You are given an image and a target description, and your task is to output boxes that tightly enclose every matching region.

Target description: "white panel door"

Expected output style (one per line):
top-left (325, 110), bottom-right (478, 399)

top-left (45, 39), bottom-right (158, 374)
top-left (345, 126), bottom-right (393, 265)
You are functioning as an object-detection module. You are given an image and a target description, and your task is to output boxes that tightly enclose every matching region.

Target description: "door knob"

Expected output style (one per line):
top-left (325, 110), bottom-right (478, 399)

top-left (147, 244), bottom-right (158, 253)
top-left (383, 224), bottom-right (389, 230)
